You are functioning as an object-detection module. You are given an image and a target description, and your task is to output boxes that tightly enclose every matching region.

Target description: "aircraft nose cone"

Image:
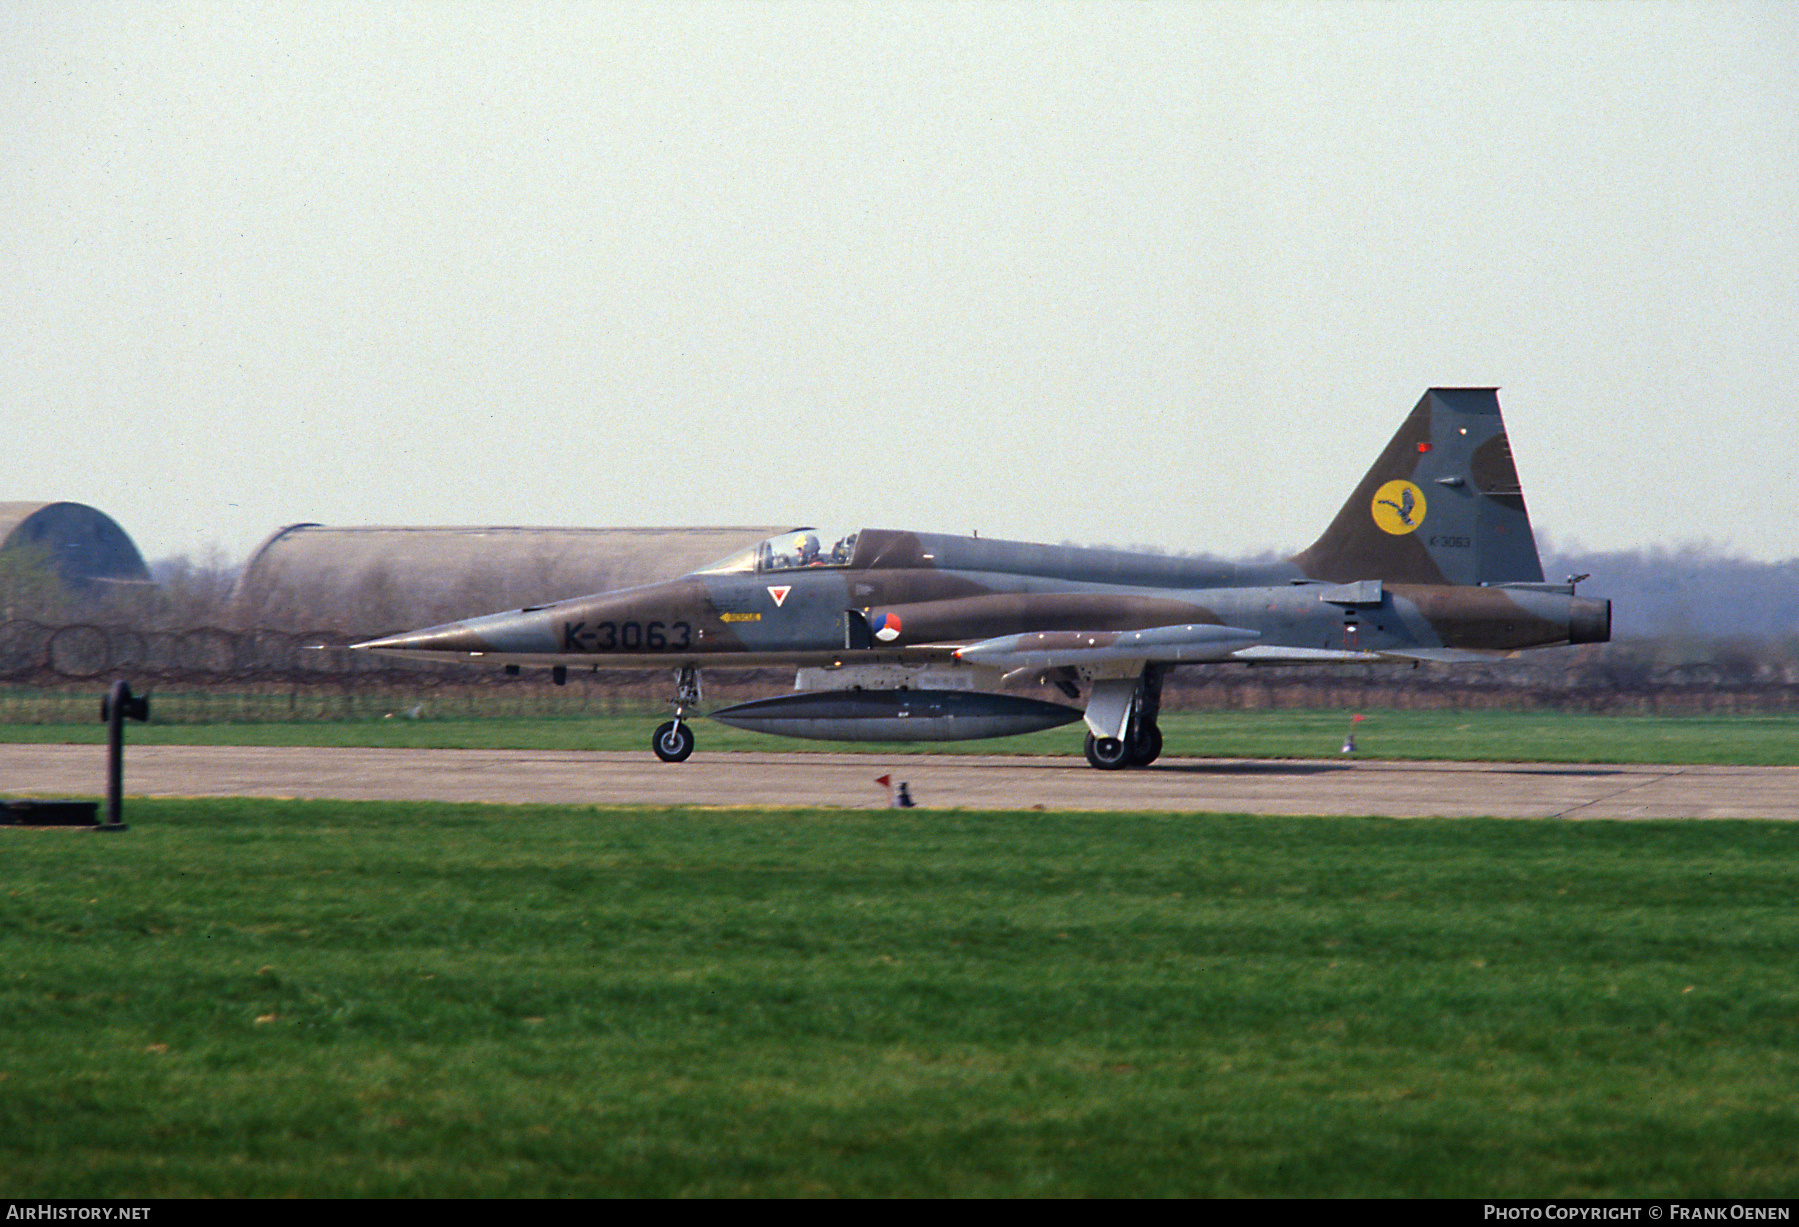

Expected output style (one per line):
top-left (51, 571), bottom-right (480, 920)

top-left (350, 623), bottom-right (488, 654)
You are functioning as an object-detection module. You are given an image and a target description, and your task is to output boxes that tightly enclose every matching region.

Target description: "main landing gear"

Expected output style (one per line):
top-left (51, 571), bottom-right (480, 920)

top-left (1082, 667), bottom-right (1165, 771)
top-left (652, 665), bottom-right (702, 763)
top-left (1083, 723), bottom-right (1162, 770)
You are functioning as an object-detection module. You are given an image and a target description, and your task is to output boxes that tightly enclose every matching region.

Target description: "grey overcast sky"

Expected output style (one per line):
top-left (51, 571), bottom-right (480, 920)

top-left (4, 1), bottom-right (1796, 566)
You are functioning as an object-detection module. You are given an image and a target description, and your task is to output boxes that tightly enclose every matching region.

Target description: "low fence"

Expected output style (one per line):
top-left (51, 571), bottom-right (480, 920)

top-left (3, 621), bottom-right (386, 684)
top-left (1159, 672), bottom-right (1799, 717)
top-left (0, 618), bottom-right (793, 724)
top-left (0, 619), bottom-right (1793, 722)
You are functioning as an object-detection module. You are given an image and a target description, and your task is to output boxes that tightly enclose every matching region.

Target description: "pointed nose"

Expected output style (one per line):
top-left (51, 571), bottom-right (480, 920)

top-left (351, 623), bottom-right (490, 654)
top-left (351, 605), bottom-right (563, 657)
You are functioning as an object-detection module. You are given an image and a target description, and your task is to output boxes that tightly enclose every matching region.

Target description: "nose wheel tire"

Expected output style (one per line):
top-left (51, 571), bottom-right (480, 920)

top-left (652, 720), bottom-right (695, 763)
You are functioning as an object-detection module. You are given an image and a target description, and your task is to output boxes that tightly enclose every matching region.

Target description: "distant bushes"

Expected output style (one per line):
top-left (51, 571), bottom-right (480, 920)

top-left (1542, 545), bottom-right (1799, 640)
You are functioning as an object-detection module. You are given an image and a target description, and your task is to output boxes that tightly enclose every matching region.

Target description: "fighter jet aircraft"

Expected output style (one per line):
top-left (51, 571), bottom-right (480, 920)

top-left (353, 389), bottom-right (1610, 769)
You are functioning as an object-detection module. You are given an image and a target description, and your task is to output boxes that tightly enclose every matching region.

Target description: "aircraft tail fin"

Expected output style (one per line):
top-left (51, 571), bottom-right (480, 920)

top-left (1290, 388), bottom-right (1545, 586)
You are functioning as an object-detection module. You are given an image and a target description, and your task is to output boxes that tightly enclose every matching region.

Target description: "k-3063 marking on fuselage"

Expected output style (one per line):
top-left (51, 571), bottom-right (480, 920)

top-left (562, 620), bottom-right (694, 652)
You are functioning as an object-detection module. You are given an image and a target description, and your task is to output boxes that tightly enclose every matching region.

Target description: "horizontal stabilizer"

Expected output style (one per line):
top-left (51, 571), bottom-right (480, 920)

top-left (1231, 644), bottom-right (1512, 665)
top-left (1230, 645), bottom-right (1383, 664)
top-left (957, 623), bottom-right (1260, 670)
top-left (1374, 647), bottom-right (1515, 664)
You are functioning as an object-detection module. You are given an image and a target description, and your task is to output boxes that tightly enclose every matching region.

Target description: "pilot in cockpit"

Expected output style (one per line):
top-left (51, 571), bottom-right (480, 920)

top-left (795, 533), bottom-right (822, 567)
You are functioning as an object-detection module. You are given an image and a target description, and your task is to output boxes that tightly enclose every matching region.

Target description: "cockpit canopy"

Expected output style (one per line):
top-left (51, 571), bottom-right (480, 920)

top-left (693, 527), bottom-right (861, 575)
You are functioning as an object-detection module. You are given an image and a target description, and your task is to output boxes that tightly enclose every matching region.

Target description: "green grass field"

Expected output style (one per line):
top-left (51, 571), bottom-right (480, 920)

top-left (5, 708), bottom-right (1799, 765)
top-left (4, 799), bottom-right (1798, 1197)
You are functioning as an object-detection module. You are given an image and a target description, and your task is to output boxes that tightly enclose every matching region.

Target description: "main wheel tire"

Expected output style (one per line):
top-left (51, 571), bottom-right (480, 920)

top-left (1128, 724), bottom-right (1163, 767)
top-left (652, 720), bottom-right (695, 763)
top-left (1084, 732), bottom-right (1131, 770)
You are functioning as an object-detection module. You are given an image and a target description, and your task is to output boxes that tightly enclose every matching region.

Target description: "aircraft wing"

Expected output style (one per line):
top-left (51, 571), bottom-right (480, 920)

top-left (951, 627), bottom-right (1506, 672)
top-left (954, 623), bottom-right (1261, 670)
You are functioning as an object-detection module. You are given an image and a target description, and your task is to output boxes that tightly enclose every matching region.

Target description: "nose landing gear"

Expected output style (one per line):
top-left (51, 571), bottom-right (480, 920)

top-left (652, 665), bottom-right (702, 763)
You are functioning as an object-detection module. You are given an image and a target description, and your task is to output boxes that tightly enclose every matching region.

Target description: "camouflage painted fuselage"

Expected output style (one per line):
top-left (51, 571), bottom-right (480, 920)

top-left (354, 389), bottom-right (1612, 761)
top-left (362, 523), bottom-right (1608, 670)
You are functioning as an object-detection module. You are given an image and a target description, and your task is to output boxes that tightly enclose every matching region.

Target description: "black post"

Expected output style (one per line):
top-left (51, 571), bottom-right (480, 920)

top-left (100, 680), bottom-right (149, 830)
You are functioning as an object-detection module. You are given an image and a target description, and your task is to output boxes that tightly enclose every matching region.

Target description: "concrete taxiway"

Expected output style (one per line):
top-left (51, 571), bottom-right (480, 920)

top-left (3, 743), bottom-right (1796, 819)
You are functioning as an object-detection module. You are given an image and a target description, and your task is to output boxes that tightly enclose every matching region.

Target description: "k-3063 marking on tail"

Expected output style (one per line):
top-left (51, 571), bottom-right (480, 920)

top-left (354, 388), bottom-right (1610, 769)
